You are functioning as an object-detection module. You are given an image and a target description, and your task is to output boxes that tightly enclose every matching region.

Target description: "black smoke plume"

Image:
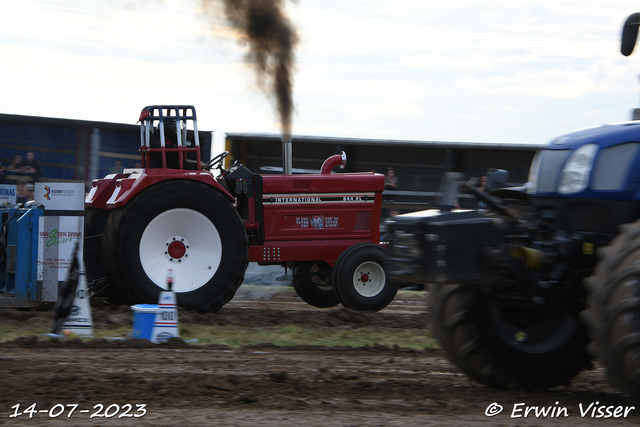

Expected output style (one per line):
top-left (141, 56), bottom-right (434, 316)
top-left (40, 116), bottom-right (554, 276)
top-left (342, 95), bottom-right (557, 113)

top-left (210, 0), bottom-right (298, 139)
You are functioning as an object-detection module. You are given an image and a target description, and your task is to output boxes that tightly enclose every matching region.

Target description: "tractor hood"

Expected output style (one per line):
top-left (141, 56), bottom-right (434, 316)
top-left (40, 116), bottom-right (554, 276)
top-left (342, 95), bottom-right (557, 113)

top-left (528, 121), bottom-right (640, 200)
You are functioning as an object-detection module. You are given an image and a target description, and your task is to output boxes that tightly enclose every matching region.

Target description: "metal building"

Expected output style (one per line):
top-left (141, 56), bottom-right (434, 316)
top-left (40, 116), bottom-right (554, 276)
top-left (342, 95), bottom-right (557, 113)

top-left (226, 133), bottom-right (542, 209)
top-left (0, 113), bottom-right (212, 185)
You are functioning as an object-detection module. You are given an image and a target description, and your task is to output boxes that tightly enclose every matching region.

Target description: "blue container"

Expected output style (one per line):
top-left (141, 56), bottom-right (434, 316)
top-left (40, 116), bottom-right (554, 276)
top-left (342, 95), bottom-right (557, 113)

top-left (131, 304), bottom-right (159, 340)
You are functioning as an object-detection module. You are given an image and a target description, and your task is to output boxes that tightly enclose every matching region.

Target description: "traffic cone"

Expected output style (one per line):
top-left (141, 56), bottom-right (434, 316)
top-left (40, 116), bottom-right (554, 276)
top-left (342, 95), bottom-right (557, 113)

top-left (61, 259), bottom-right (94, 337)
top-left (150, 270), bottom-right (179, 343)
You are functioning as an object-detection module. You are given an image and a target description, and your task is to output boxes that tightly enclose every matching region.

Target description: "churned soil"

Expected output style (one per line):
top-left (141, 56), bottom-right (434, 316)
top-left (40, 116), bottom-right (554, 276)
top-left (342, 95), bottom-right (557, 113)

top-left (0, 288), bottom-right (637, 426)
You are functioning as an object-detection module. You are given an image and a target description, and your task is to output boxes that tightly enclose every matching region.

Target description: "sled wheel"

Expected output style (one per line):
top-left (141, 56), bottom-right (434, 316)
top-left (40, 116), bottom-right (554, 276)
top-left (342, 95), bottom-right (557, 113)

top-left (292, 262), bottom-right (339, 308)
top-left (332, 243), bottom-right (397, 312)
top-left (583, 220), bottom-right (640, 403)
top-left (430, 284), bottom-right (591, 389)
top-left (101, 180), bottom-right (248, 313)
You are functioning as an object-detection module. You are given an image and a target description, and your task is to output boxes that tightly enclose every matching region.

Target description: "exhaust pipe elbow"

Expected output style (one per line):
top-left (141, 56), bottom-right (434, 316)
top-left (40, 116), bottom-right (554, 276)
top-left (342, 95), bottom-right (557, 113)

top-left (320, 151), bottom-right (347, 175)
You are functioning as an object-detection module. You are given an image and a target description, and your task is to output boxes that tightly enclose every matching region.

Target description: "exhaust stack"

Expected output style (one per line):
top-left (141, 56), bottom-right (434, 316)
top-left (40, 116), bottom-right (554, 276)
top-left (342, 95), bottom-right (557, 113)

top-left (282, 134), bottom-right (292, 175)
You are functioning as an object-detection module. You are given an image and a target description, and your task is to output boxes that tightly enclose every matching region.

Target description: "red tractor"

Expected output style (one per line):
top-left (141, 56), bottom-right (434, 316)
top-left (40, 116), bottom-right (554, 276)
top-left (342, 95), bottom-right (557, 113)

top-left (84, 105), bottom-right (397, 313)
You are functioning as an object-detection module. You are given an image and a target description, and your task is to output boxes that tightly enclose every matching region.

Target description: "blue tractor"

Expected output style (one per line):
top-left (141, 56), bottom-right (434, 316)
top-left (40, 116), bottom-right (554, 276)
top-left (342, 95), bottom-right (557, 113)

top-left (386, 15), bottom-right (640, 403)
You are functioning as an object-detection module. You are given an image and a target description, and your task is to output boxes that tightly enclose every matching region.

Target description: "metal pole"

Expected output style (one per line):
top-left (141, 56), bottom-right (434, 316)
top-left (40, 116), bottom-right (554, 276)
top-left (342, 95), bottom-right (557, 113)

top-left (89, 128), bottom-right (101, 181)
top-left (282, 134), bottom-right (292, 175)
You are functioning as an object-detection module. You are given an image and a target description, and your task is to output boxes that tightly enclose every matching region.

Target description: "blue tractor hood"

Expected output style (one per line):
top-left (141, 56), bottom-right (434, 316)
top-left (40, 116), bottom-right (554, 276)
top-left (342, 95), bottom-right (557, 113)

top-left (530, 121), bottom-right (640, 201)
top-left (546, 121), bottom-right (640, 150)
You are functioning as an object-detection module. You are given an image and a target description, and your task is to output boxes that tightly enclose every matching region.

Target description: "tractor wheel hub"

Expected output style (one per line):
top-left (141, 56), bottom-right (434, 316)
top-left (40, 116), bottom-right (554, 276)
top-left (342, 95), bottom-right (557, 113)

top-left (165, 236), bottom-right (189, 262)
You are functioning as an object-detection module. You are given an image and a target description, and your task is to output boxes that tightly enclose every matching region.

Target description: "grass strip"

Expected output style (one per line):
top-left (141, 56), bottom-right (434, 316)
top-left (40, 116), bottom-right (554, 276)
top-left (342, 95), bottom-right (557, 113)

top-left (0, 324), bottom-right (438, 350)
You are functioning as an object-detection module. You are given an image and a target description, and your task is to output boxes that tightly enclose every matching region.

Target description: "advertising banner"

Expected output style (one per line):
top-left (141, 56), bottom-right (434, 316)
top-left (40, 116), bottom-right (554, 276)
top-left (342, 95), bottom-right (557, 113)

top-left (35, 183), bottom-right (85, 211)
top-left (0, 184), bottom-right (16, 204)
top-left (35, 183), bottom-right (85, 302)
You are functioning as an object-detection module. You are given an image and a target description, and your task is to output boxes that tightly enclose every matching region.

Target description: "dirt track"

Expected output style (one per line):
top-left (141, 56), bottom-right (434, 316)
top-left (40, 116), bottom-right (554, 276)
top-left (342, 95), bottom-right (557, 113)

top-left (0, 287), bottom-right (638, 426)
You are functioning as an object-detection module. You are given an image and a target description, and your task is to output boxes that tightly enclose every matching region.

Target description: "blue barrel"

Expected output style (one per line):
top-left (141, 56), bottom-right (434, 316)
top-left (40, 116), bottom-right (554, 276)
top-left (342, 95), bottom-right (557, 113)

top-left (131, 304), bottom-right (159, 340)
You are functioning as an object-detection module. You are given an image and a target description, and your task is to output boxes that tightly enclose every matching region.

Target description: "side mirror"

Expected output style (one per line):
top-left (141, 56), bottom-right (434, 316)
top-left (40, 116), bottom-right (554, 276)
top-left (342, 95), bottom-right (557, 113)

top-left (486, 169), bottom-right (509, 191)
top-left (621, 12), bottom-right (640, 57)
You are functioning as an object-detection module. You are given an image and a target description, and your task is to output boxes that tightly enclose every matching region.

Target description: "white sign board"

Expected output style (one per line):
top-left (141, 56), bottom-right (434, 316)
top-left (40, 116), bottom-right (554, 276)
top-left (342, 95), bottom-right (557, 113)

top-left (35, 182), bottom-right (85, 302)
top-left (35, 183), bottom-right (85, 211)
top-left (0, 184), bottom-right (16, 204)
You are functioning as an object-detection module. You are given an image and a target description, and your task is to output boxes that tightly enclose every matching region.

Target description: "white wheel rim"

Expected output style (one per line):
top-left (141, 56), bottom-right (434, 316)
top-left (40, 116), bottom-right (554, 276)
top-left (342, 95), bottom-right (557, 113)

top-left (352, 261), bottom-right (386, 297)
top-left (139, 208), bottom-right (222, 293)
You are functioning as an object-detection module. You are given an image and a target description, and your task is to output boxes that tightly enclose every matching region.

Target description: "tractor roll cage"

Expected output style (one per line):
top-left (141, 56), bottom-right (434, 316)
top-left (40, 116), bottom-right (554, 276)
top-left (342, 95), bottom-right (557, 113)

top-left (139, 105), bottom-right (202, 170)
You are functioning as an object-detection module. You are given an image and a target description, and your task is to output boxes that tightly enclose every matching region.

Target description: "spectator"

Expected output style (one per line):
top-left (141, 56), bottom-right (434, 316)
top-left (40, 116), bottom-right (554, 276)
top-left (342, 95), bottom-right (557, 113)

top-left (380, 209), bottom-right (400, 241)
top-left (16, 181), bottom-right (29, 204)
top-left (0, 150), bottom-right (6, 183)
top-left (384, 168), bottom-right (399, 201)
top-left (20, 151), bottom-right (42, 181)
top-left (477, 175), bottom-right (488, 212)
top-left (24, 183), bottom-right (35, 202)
top-left (109, 160), bottom-right (123, 174)
top-left (7, 154), bottom-right (23, 173)
top-left (384, 168), bottom-right (398, 191)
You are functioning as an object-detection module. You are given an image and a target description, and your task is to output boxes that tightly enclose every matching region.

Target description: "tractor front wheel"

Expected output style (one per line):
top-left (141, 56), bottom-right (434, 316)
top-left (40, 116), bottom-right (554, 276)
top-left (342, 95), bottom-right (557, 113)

top-left (101, 180), bottom-right (248, 313)
top-left (332, 243), bottom-right (397, 312)
top-left (430, 284), bottom-right (591, 389)
top-left (584, 220), bottom-right (640, 403)
top-left (292, 262), bottom-right (339, 308)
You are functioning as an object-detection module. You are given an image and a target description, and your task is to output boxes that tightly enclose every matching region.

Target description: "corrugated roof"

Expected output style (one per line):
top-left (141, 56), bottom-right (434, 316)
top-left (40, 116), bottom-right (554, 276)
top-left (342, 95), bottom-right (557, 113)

top-left (226, 132), bottom-right (543, 151)
top-left (0, 112), bottom-right (213, 133)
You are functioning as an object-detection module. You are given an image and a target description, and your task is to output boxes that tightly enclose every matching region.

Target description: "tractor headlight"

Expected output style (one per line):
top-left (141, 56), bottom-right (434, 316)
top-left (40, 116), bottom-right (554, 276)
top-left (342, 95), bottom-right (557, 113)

top-left (558, 143), bottom-right (598, 194)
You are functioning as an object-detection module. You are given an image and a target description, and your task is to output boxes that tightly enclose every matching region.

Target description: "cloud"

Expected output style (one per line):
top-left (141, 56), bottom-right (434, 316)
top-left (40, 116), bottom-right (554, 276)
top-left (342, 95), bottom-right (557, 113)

top-left (0, 0), bottom-right (235, 62)
top-left (454, 57), bottom-right (632, 99)
top-left (2, 0), bottom-right (640, 151)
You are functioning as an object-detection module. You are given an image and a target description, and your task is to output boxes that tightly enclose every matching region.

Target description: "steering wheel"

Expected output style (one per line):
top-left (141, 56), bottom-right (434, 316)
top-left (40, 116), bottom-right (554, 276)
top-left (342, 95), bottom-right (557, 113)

top-left (203, 151), bottom-right (229, 173)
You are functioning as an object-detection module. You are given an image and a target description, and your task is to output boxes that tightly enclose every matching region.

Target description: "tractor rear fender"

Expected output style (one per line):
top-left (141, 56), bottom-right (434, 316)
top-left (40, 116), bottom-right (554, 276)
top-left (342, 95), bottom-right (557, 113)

top-left (85, 173), bottom-right (131, 209)
top-left (86, 171), bottom-right (234, 209)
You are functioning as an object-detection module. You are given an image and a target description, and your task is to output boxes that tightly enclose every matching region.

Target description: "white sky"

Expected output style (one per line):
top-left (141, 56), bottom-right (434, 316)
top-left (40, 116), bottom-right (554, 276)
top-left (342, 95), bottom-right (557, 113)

top-left (1, 0), bottom-right (640, 155)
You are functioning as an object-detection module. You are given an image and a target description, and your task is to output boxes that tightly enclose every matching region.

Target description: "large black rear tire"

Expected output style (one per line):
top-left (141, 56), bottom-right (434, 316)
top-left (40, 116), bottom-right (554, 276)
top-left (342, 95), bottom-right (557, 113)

top-left (84, 207), bottom-right (112, 285)
top-left (101, 180), bottom-right (248, 313)
top-left (84, 207), bottom-right (123, 301)
top-left (430, 284), bottom-right (591, 389)
top-left (292, 262), bottom-right (339, 308)
top-left (583, 221), bottom-right (640, 403)
top-left (332, 243), bottom-right (397, 312)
